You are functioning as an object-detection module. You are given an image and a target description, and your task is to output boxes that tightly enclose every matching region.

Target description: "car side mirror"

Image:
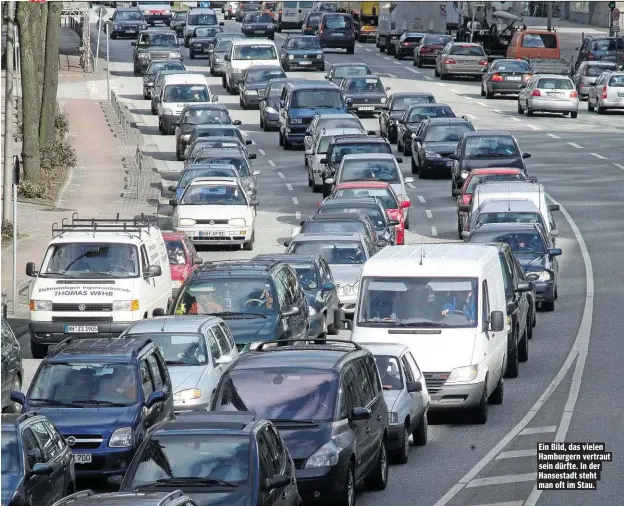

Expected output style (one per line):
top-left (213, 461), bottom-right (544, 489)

top-left (145, 390), bottom-right (166, 408)
top-left (153, 308), bottom-right (165, 317)
top-left (458, 204), bottom-right (471, 213)
top-left (461, 230), bottom-right (470, 238)
top-left (395, 157), bottom-right (403, 164)
top-left (324, 178), bottom-right (334, 184)
top-left (144, 265), bottom-right (162, 278)
top-left (263, 474), bottom-right (291, 491)
top-left (282, 305), bottom-right (301, 317)
top-left (249, 153), bottom-right (257, 160)
top-left (406, 380), bottom-right (422, 393)
top-left (9, 391), bottom-right (25, 406)
top-left (388, 219), bottom-right (400, 227)
top-left (346, 98), bottom-right (353, 105)
top-left (215, 354), bottom-right (233, 365)
top-left (279, 100), bottom-right (285, 108)
top-left (548, 204), bottom-right (559, 212)
top-left (385, 86), bottom-right (391, 91)
top-left (375, 240), bottom-right (386, 248)
top-left (404, 176), bottom-right (413, 183)
top-left (169, 199), bottom-right (178, 207)
top-left (233, 120), bottom-right (242, 125)
top-left (522, 152), bottom-right (532, 159)
top-left (320, 158), bottom-right (328, 164)
top-left (168, 184), bottom-right (176, 192)
top-left (550, 230), bottom-right (559, 237)
top-left (367, 130), bottom-right (376, 136)
top-left (224, 54), bottom-right (230, 61)
top-left (325, 74), bottom-right (330, 80)
top-left (246, 139), bottom-right (252, 145)
top-left (350, 406), bottom-right (372, 421)
top-left (548, 248), bottom-right (562, 257)
top-left (131, 41), bottom-right (137, 46)
top-left (30, 463), bottom-right (53, 477)
top-left (575, 46), bottom-right (579, 50)
top-left (321, 282), bottom-right (335, 292)
top-left (249, 199), bottom-right (259, 207)
top-left (489, 310), bottom-right (505, 332)
top-left (211, 95), bottom-right (218, 102)
top-left (515, 282), bottom-right (531, 293)
top-left (449, 153), bottom-right (458, 160)
top-left (412, 135), bottom-right (421, 142)
top-left (452, 189), bottom-right (461, 197)
top-left (26, 261), bottom-right (38, 277)
top-left (193, 256), bottom-right (204, 265)
top-left (526, 273), bottom-right (540, 281)
top-left (305, 149), bottom-right (313, 155)
top-left (220, 21), bottom-right (225, 26)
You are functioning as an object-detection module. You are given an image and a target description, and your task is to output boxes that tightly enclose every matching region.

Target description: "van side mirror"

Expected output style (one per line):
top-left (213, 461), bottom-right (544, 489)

top-left (9, 391), bottom-right (25, 406)
top-left (489, 310), bottom-right (505, 332)
top-left (350, 407), bottom-right (371, 421)
top-left (248, 153), bottom-right (256, 160)
top-left (224, 54), bottom-right (230, 61)
top-left (550, 230), bottom-right (559, 237)
top-left (263, 474), bottom-right (291, 491)
top-left (233, 120), bottom-right (242, 125)
top-left (515, 282), bottom-right (531, 293)
top-left (168, 185), bottom-right (176, 192)
top-left (131, 41), bottom-right (137, 46)
top-left (388, 219), bottom-right (400, 226)
top-left (375, 240), bottom-right (386, 248)
top-left (26, 262), bottom-right (38, 277)
top-left (282, 306), bottom-right (301, 317)
top-left (395, 157), bottom-right (403, 163)
top-left (144, 265), bottom-right (162, 278)
top-left (367, 130), bottom-right (376, 135)
top-left (246, 139), bottom-right (252, 145)
top-left (211, 96), bottom-right (219, 103)
top-left (548, 248), bottom-right (562, 257)
top-left (219, 21), bottom-right (225, 26)
top-left (145, 390), bottom-right (166, 408)
top-left (249, 199), bottom-right (259, 207)
top-left (169, 199), bottom-right (178, 207)
top-left (400, 200), bottom-right (410, 209)
top-left (152, 308), bottom-right (165, 317)
top-left (279, 100), bottom-right (285, 108)
top-left (194, 256), bottom-right (204, 265)
top-left (548, 204), bottom-right (559, 212)
top-left (406, 380), bottom-right (422, 393)
top-left (461, 230), bottom-right (470, 239)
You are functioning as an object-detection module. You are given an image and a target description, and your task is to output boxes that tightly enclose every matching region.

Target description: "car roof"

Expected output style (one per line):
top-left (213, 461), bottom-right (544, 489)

top-left (157, 411), bottom-right (258, 434)
top-left (195, 124), bottom-right (238, 130)
top-left (362, 342), bottom-right (411, 357)
top-left (341, 153), bottom-right (396, 160)
top-left (47, 337), bottom-right (152, 361)
top-left (188, 177), bottom-right (238, 186)
top-left (320, 127), bottom-right (364, 136)
top-left (287, 80), bottom-right (338, 90)
top-left (423, 117), bottom-right (470, 125)
top-left (449, 41), bottom-right (482, 46)
top-left (182, 103), bottom-right (227, 111)
top-left (315, 113), bottom-right (359, 120)
top-left (139, 29), bottom-right (176, 35)
top-left (291, 232), bottom-right (365, 242)
top-left (321, 197), bottom-right (380, 207)
top-left (391, 92), bottom-right (434, 98)
top-left (286, 34), bottom-right (319, 39)
top-left (343, 74), bottom-right (382, 80)
top-left (190, 259), bottom-right (281, 277)
top-left (336, 181), bottom-right (391, 189)
top-left (403, 32), bottom-right (425, 36)
top-left (332, 62), bottom-right (370, 68)
top-left (463, 131), bottom-right (515, 138)
top-left (308, 212), bottom-right (368, 222)
top-left (232, 39), bottom-right (276, 46)
top-left (188, 7), bottom-right (217, 13)
top-left (472, 222), bottom-right (542, 233)
top-left (332, 135), bottom-right (387, 144)
top-left (534, 74), bottom-right (573, 79)
top-left (124, 316), bottom-right (223, 335)
top-left (480, 199), bottom-right (541, 212)
top-left (116, 8), bottom-right (141, 11)
top-left (254, 254), bottom-right (321, 264)
top-left (469, 167), bottom-right (523, 175)
top-left (233, 346), bottom-right (360, 371)
top-left (163, 74), bottom-right (208, 85)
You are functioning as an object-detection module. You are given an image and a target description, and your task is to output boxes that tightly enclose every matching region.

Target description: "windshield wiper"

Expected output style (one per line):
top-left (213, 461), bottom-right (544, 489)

top-left (361, 319), bottom-right (452, 328)
top-left (141, 477), bottom-right (238, 488)
top-left (269, 418), bottom-right (318, 425)
top-left (79, 271), bottom-right (117, 277)
top-left (28, 398), bottom-right (83, 408)
top-left (41, 271), bottom-right (72, 277)
top-left (520, 251), bottom-right (545, 259)
top-left (217, 311), bottom-right (267, 319)
top-left (76, 400), bottom-right (129, 407)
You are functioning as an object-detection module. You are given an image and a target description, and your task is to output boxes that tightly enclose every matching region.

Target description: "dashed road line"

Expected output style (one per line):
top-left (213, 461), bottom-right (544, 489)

top-left (295, 211), bottom-right (301, 220)
top-left (424, 76), bottom-right (433, 80)
top-left (384, 56), bottom-right (391, 60)
top-left (465, 113), bottom-right (479, 120)
top-left (590, 152), bottom-right (607, 159)
top-left (286, 183), bottom-right (294, 190)
top-left (466, 473), bottom-right (537, 488)
top-left (519, 426), bottom-right (557, 436)
top-left (394, 61), bottom-right (401, 65)
top-left (425, 209), bottom-right (432, 219)
top-left (526, 124), bottom-right (541, 130)
top-left (407, 182), bottom-right (416, 189)
top-left (277, 171), bottom-right (286, 179)
top-left (567, 142), bottom-right (583, 149)
top-left (292, 196), bottom-right (299, 205)
top-left (407, 68), bottom-right (420, 74)
top-left (365, 48), bottom-right (371, 52)
top-left (417, 195), bottom-right (426, 203)
top-left (493, 109), bottom-right (502, 114)
top-left (268, 160), bottom-right (276, 167)
top-left (547, 133), bottom-right (561, 139)
top-left (496, 449), bottom-right (536, 459)
top-left (475, 101), bottom-right (488, 108)
top-left (615, 163), bottom-right (624, 170)
top-left (510, 117), bottom-right (521, 122)
top-left (450, 88), bottom-right (459, 93)
top-left (258, 148), bottom-right (266, 156)
top-left (467, 502), bottom-right (524, 506)
top-left (386, 73), bottom-right (397, 78)
top-left (463, 95), bottom-right (474, 100)
top-left (430, 226), bottom-right (438, 236)
top-left (436, 82), bottom-right (447, 87)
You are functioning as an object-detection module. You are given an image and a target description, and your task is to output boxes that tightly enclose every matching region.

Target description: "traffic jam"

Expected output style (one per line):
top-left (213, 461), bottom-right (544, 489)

top-left (2, 1), bottom-right (624, 506)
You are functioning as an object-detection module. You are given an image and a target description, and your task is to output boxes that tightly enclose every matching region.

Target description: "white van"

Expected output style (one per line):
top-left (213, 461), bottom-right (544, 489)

top-left (25, 215), bottom-right (173, 359)
top-left (224, 39), bottom-right (280, 94)
top-left (461, 181), bottom-right (560, 240)
top-left (275, 1), bottom-right (315, 31)
top-left (350, 243), bottom-right (508, 423)
top-left (158, 73), bottom-right (217, 134)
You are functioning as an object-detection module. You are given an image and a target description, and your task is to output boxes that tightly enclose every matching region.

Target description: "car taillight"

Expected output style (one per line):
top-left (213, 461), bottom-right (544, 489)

top-left (278, 8), bottom-right (282, 14)
top-left (491, 73), bottom-right (504, 82)
top-left (420, 46), bottom-right (431, 53)
top-left (532, 89), bottom-right (541, 96)
top-left (570, 90), bottom-right (578, 98)
top-left (588, 52), bottom-right (595, 60)
top-left (478, 59), bottom-right (488, 66)
top-left (602, 86), bottom-right (608, 98)
top-left (403, 42), bottom-right (412, 46)
top-left (444, 58), bottom-right (456, 65)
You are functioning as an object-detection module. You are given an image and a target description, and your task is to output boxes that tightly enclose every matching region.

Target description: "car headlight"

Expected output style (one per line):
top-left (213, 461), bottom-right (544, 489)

top-left (112, 300), bottom-right (140, 311)
top-left (381, 97), bottom-right (387, 103)
top-left (172, 280), bottom-right (182, 289)
top-left (113, 24), bottom-right (121, 30)
top-left (178, 218), bottom-right (196, 226)
top-left (245, 89), bottom-right (258, 95)
top-left (229, 218), bottom-right (246, 226)
top-left (215, 57), bottom-right (222, 63)
top-left (425, 150), bottom-right (442, 159)
top-left (163, 108), bottom-right (174, 115)
top-left (389, 411), bottom-right (399, 424)
top-left (30, 300), bottom-right (52, 311)
top-left (170, 52), bottom-right (181, 58)
top-left (317, 54), bottom-right (323, 59)
top-left (265, 106), bottom-right (277, 114)
top-left (532, 271), bottom-right (551, 281)
top-left (109, 427), bottom-right (132, 448)
top-left (447, 365), bottom-right (478, 383)
top-left (288, 54), bottom-right (294, 60)
top-left (308, 306), bottom-right (317, 316)
top-left (305, 440), bottom-right (339, 469)
top-left (181, 133), bottom-right (191, 140)
top-left (139, 53), bottom-right (150, 59)
top-left (290, 117), bottom-right (302, 124)
top-left (173, 389), bottom-right (202, 401)
top-left (141, 23), bottom-right (148, 30)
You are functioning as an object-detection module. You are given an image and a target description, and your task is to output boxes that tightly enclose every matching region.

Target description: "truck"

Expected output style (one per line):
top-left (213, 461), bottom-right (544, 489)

top-left (353, 1), bottom-right (379, 42)
top-left (446, 1), bottom-right (461, 35)
top-left (377, 2), bottom-right (447, 56)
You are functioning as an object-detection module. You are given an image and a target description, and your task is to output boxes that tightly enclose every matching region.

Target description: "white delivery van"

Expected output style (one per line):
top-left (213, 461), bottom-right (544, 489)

top-left (350, 243), bottom-right (508, 423)
top-left (158, 73), bottom-right (217, 134)
top-left (275, 1), bottom-right (315, 31)
top-left (25, 215), bottom-right (173, 358)
top-left (224, 39), bottom-right (280, 93)
top-left (462, 181), bottom-right (560, 240)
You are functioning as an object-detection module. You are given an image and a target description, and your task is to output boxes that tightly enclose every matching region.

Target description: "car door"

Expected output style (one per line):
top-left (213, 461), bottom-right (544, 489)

top-left (406, 351), bottom-right (429, 411)
top-left (139, 359), bottom-right (160, 428)
top-left (499, 251), bottom-right (519, 343)
top-left (341, 365), bottom-right (368, 481)
top-left (204, 327), bottom-right (224, 385)
top-left (220, 322), bottom-right (240, 361)
top-left (146, 353), bottom-right (172, 422)
top-left (22, 426), bottom-right (53, 506)
top-left (256, 428), bottom-right (280, 506)
top-left (508, 249), bottom-right (529, 332)
top-left (481, 280), bottom-right (501, 390)
top-left (265, 425), bottom-right (296, 506)
top-left (362, 355), bottom-right (385, 461)
top-left (318, 258), bottom-right (339, 314)
top-left (31, 421), bottom-right (66, 503)
top-left (211, 324), bottom-right (233, 382)
top-left (351, 358), bottom-right (378, 474)
top-left (399, 353), bottom-right (423, 422)
top-left (283, 267), bottom-right (307, 339)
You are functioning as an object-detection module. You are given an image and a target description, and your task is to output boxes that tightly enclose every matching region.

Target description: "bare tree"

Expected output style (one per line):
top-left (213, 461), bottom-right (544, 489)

top-left (40, 2), bottom-right (62, 147)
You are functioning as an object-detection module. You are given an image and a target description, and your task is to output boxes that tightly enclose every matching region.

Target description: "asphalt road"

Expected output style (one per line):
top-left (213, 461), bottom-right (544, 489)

top-left (17, 11), bottom-right (624, 506)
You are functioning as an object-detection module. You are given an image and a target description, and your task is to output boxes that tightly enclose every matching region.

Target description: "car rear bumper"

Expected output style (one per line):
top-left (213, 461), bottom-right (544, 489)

top-left (529, 98), bottom-right (578, 112)
top-left (487, 81), bottom-right (524, 94)
top-left (534, 280), bottom-right (555, 303)
top-left (428, 380), bottom-right (485, 410)
top-left (417, 54), bottom-right (438, 63)
top-left (111, 28), bottom-right (140, 37)
top-left (321, 38), bottom-right (355, 49)
top-left (396, 47), bottom-right (415, 57)
top-left (599, 96), bottom-right (624, 109)
top-left (144, 14), bottom-right (172, 24)
top-left (444, 66), bottom-right (487, 76)
top-left (29, 321), bottom-right (134, 343)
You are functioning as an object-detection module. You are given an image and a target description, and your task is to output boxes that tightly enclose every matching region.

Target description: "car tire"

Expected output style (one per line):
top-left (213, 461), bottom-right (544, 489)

top-left (411, 155), bottom-right (419, 174)
top-left (527, 106), bottom-right (534, 116)
top-left (189, 51), bottom-right (195, 60)
top-left (472, 382), bottom-right (489, 424)
top-left (413, 57), bottom-right (417, 67)
top-left (143, 93), bottom-right (149, 100)
top-left (542, 300), bottom-right (555, 311)
top-left (490, 368), bottom-right (504, 405)
top-left (587, 99), bottom-right (594, 112)
top-left (481, 83), bottom-right (486, 96)
top-left (278, 130), bottom-right (284, 146)
top-left (110, 32), bottom-right (117, 40)
top-left (434, 66), bottom-right (440, 77)
top-left (283, 135), bottom-right (292, 150)
top-left (243, 231), bottom-right (255, 251)
top-left (327, 319), bottom-right (338, 335)
top-left (393, 425), bottom-right (409, 464)
top-left (517, 101), bottom-right (524, 114)
top-left (571, 111), bottom-right (578, 118)
top-left (440, 72), bottom-right (447, 80)
top-left (404, 213), bottom-right (410, 230)
top-left (403, 143), bottom-right (411, 156)
top-left (336, 462), bottom-right (355, 506)
top-left (419, 164), bottom-right (428, 179)
top-left (31, 341), bottom-right (47, 359)
top-left (347, 45), bottom-right (355, 54)
top-left (519, 325), bottom-right (529, 362)
top-left (485, 88), bottom-right (493, 99)
top-left (367, 438), bottom-right (388, 490)
top-left (505, 329), bottom-right (519, 378)
top-left (417, 58), bottom-right (423, 68)
top-left (260, 114), bottom-right (265, 130)
top-left (412, 412), bottom-right (427, 446)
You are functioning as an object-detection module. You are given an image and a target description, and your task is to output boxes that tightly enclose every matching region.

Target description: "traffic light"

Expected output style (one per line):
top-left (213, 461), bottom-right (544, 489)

top-left (609, 2), bottom-right (616, 10)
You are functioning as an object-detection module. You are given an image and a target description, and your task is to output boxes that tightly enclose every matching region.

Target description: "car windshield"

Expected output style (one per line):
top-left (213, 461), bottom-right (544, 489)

top-left (41, 242), bottom-right (139, 278)
top-left (334, 65), bottom-right (370, 78)
top-left (464, 136), bottom-right (519, 158)
top-left (147, 61), bottom-right (185, 75)
top-left (331, 142), bottom-right (392, 162)
top-left (129, 434), bottom-right (250, 487)
top-left (424, 124), bottom-right (474, 142)
top-left (358, 277), bottom-right (479, 327)
top-left (187, 13), bottom-right (218, 25)
top-left (423, 34), bottom-right (452, 45)
top-left (233, 44), bottom-right (277, 60)
top-left (491, 60), bottom-right (530, 72)
top-left (245, 12), bottom-right (273, 22)
top-left (303, 220), bottom-right (367, 236)
top-left (29, 363), bottom-right (139, 406)
top-left (194, 27), bottom-right (222, 37)
top-left (341, 160), bottom-right (399, 183)
top-left (165, 240), bottom-right (188, 265)
top-left (202, 157), bottom-right (250, 175)
top-left (286, 37), bottom-right (321, 49)
top-left (449, 45), bottom-right (485, 56)
top-left (268, 82), bottom-right (287, 96)
top-left (138, 33), bottom-right (177, 46)
top-left (477, 212), bottom-right (545, 227)
top-left (317, 135), bottom-right (335, 154)
top-left (174, 280), bottom-right (276, 315)
top-left (290, 263), bottom-right (319, 290)
top-left (374, 356), bottom-right (403, 391)
top-left (324, 14), bottom-right (351, 29)
top-left (292, 89), bottom-right (343, 109)
top-left (180, 167), bottom-right (239, 185)
top-left (407, 106), bottom-right (455, 123)
top-left (334, 188), bottom-right (398, 209)
top-left (196, 128), bottom-right (240, 140)
top-left (466, 174), bottom-right (526, 193)
top-left (391, 95), bottom-right (434, 111)
top-left (117, 11), bottom-right (143, 21)
top-left (289, 241), bottom-right (366, 264)
top-left (174, 11), bottom-right (186, 20)
top-left (471, 230), bottom-right (547, 254)
top-left (180, 184), bottom-right (247, 205)
top-left (189, 142), bottom-right (242, 159)
top-left (129, 333), bottom-right (207, 366)
top-left (344, 77), bottom-right (384, 93)
top-left (585, 64), bottom-right (616, 76)
top-left (183, 108), bottom-right (230, 125)
top-left (215, 369), bottom-right (338, 422)
top-left (246, 68), bottom-right (285, 82)
top-left (536, 78), bottom-right (574, 90)
top-left (216, 39), bottom-right (233, 51)
top-left (608, 75), bottom-right (624, 87)
top-left (317, 117), bottom-right (361, 131)
top-left (320, 205), bottom-right (386, 227)
top-left (1, 431), bottom-right (20, 474)
top-left (164, 84), bottom-right (209, 102)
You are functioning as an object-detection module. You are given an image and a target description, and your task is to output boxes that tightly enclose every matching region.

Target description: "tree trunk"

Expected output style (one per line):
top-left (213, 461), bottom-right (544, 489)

top-left (36, 3), bottom-right (48, 107)
top-left (16, 2), bottom-right (42, 183)
top-left (39, 2), bottom-right (62, 147)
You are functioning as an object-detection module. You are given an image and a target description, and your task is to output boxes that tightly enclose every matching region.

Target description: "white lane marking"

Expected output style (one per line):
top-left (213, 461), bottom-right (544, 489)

top-left (463, 95), bottom-right (474, 100)
top-left (386, 73), bottom-right (397, 78)
top-left (286, 183), bottom-right (293, 190)
top-left (433, 194), bottom-right (594, 506)
top-left (365, 48), bottom-right (371, 52)
top-left (258, 148), bottom-right (266, 156)
top-left (590, 152), bottom-right (607, 159)
top-left (394, 61), bottom-right (401, 65)
top-left (510, 117), bottom-right (521, 122)
top-left (407, 182), bottom-right (416, 189)
top-left (467, 502), bottom-right (524, 506)
top-left (567, 142), bottom-right (583, 148)
top-left (268, 160), bottom-right (276, 167)
top-left (476, 101), bottom-right (488, 108)
top-left (436, 82), bottom-right (447, 87)
top-left (493, 109), bottom-right (502, 114)
top-left (295, 211), bottom-right (301, 220)
top-left (496, 449), bottom-right (536, 459)
top-left (384, 56), bottom-right (391, 60)
top-left (430, 226), bottom-right (438, 236)
top-left (407, 68), bottom-right (420, 74)
top-left (526, 124), bottom-right (541, 130)
top-left (277, 172), bottom-right (286, 179)
top-left (424, 76), bottom-right (433, 80)
top-left (519, 426), bottom-right (557, 436)
top-left (292, 196), bottom-right (299, 205)
top-left (465, 113), bottom-right (479, 120)
top-left (425, 210), bottom-right (432, 219)
top-left (547, 133), bottom-right (561, 139)
top-left (466, 473), bottom-right (537, 488)
top-left (450, 88), bottom-right (459, 93)
top-left (615, 163), bottom-right (624, 170)
top-left (417, 195), bottom-right (426, 203)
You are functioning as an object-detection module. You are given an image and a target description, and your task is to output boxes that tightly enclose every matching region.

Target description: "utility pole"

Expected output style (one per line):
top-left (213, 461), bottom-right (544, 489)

top-left (95, 8), bottom-right (103, 71)
top-left (3, 1), bottom-right (16, 224)
top-left (106, 22), bottom-right (111, 100)
top-left (547, 1), bottom-right (553, 31)
top-left (608, 2), bottom-right (617, 37)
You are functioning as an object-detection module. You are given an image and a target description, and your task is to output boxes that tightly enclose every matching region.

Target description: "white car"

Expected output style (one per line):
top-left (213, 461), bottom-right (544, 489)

top-left (171, 177), bottom-right (258, 250)
top-left (517, 74), bottom-right (579, 118)
top-left (224, 39), bottom-right (281, 94)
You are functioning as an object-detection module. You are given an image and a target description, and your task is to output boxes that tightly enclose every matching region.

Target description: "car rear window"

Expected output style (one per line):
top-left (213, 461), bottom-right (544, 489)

top-left (284, 1), bottom-right (298, 7)
top-left (536, 78), bottom-right (574, 90)
top-left (187, 13), bottom-right (218, 25)
top-left (407, 105), bottom-right (455, 123)
top-left (324, 14), bottom-right (352, 29)
top-left (521, 33), bottom-right (558, 49)
top-left (590, 37), bottom-right (624, 51)
top-left (585, 64), bottom-right (617, 76)
top-left (404, 36), bottom-right (423, 44)
top-left (423, 34), bottom-right (452, 45)
top-left (608, 75), bottom-right (624, 87)
top-left (303, 221), bottom-right (367, 235)
top-left (233, 44), bottom-right (277, 60)
top-left (491, 60), bottom-right (530, 72)
top-left (449, 45), bottom-right (485, 56)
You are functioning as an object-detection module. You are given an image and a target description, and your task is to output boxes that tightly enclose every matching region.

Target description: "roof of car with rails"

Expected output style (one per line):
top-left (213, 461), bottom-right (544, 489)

top-left (46, 337), bottom-right (154, 362)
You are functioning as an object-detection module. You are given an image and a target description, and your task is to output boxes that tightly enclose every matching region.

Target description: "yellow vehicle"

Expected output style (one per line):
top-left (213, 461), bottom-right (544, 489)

top-left (355, 1), bottom-right (378, 43)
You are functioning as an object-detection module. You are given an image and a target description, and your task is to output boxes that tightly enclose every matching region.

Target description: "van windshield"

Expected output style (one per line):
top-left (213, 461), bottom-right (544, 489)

top-left (164, 84), bottom-right (210, 102)
top-left (476, 212), bottom-right (545, 227)
top-left (465, 173), bottom-right (526, 193)
top-left (41, 243), bottom-right (140, 278)
top-left (358, 277), bottom-right (478, 328)
top-left (187, 13), bottom-right (218, 25)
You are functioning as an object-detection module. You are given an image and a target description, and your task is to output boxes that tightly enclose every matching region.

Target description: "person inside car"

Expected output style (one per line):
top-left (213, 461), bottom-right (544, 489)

top-left (244, 285), bottom-right (273, 309)
top-left (375, 356), bottom-right (402, 390)
top-left (440, 289), bottom-right (476, 322)
top-left (189, 293), bottom-right (225, 314)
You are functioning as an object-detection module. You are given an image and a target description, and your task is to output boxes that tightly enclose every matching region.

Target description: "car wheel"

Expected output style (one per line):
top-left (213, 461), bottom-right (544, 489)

top-left (517, 101), bottom-right (524, 114)
top-left (505, 329), bottom-right (519, 378)
top-left (336, 462), bottom-right (355, 506)
top-left (283, 135), bottom-right (292, 150)
top-left (527, 105), bottom-right (534, 116)
top-left (587, 98), bottom-right (594, 112)
top-left (308, 166), bottom-right (314, 187)
top-left (485, 88), bottom-right (493, 99)
top-left (403, 143), bottom-right (411, 156)
top-left (110, 32), bottom-right (117, 40)
top-left (243, 231), bottom-right (255, 251)
top-left (418, 163), bottom-right (428, 179)
top-left (347, 45), bottom-right (355, 54)
top-left (327, 319), bottom-right (338, 335)
top-left (4, 374), bottom-right (22, 413)
top-left (189, 51), bottom-right (195, 60)
top-left (481, 83), bottom-right (486, 96)
top-left (472, 382), bottom-right (489, 424)
top-left (541, 300), bottom-right (555, 311)
top-left (571, 111), bottom-right (578, 119)
top-left (417, 58), bottom-right (423, 68)
top-left (278, 130), bottom-right (284, 146)
top-left (597, 103), bottom-right (605, 114)
top-left (434, 66), bottom-right (440, 77)
top-left (490, 368), bottom-right (504, 405)
top-left (367, 438), bottom-right (388, 490)
top-left (31, 341), bottom-right (47, 359)
top-left (412, 56), bottom-right (417, 66)
top-left (404, 213), bottom-right (410, 230)
top-left (519, 325), bottom-right (529, 362)
top-left (440, 72), bottom-right (447, 80)
top-left (393, 425), bottom-right (409, 464)
top-left (412, 412), bottom-right (427, 445)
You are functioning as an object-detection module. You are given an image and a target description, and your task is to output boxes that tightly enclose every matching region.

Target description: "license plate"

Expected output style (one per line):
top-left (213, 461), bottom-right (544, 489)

top-left (125, 30), bottom-right (134, 34)
top-left (74, 454), bottom-right (92, 464)
top-left (618, 93), bottom-right (624, 98)
top-left (64, 325), bottom-right (98, 333)
top-left (547, 92), bottom-right (564, 98)
top-left (200, 231), bottom-right (225, 237)
top-left (459, 60), bottom-right (474, 64)
top-left (358, 106), bottom-right (375, 111)
top-left (299, 61), bottom-right (311, 65)
top-left (255, 30), bottom-right (265, 34)
top-left (331, 33), bottom-right (345, 36)
top-left (506, 76), bottom-right (521, 81)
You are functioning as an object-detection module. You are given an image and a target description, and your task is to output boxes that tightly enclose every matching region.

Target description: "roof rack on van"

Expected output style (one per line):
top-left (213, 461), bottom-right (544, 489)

top-left (52, 213), bottom-right (159, 238)
top-left (254, 338), bottom-right (362, 351)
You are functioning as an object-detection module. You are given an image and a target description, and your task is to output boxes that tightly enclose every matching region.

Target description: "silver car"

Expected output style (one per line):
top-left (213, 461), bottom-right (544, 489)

top-left (304, 113), bottom-right (364, 160)
top-left (587, 71), bottom-right (624, 113)
top-left (517, 74), bottom-right (579, 117)
top-left (435, 42), bottom-right (488, 79)
top-left (366, 343), bottom-right (429, 464)
top-left (572, 61), bottom-right (619, 99)
top-left (120, 316), bottom-right (239, 412)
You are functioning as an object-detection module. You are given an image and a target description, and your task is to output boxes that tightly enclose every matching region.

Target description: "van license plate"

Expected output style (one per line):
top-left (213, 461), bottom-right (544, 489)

top-left (358, 106), bottom-right (374, 111)
top-left (331, 33), bottom-right (344, 36)
top-left (299, 61), bottom-right (311, 65)
top-left (64, 325), bottom-right (98, 333)
top-left (74, 454), bottom-right (92, 464)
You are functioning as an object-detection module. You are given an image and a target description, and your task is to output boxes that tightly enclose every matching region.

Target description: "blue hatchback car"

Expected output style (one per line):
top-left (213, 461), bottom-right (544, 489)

top-left (10, 337), bottom-right (174, 483)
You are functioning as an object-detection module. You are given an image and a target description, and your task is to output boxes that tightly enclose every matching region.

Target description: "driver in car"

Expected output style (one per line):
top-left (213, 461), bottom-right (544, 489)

top-left (189, 292), bottom-right (224, 314)
top-left (244, 285), bottom-right (273, 309)
top-left (440, 289), bottom-right (476, 322)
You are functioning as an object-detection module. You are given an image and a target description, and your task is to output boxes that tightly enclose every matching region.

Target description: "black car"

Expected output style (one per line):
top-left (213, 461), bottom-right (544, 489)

top-left (169, 9), bottom-right (187, 36)
top-left (1, 412), bottom-right (75, 506)
top-left (410, 117), bottom-right (475, 178)
top-left (297, 212), bottom-right (383, 247)
top-left (142, 59), bottom-right (186, 99)
top-left (254, 254), bottom-right (341, 340)
top-left (1, 318), bottom-right (22, 414)
top-left (189, 26), bottom-right (224, 59)
top-left (184, 125), bottom-right (250, 158)
top-left (236, 1), bottom-right (262, 22)
top-left (211, 340), bottom-right (389, 505)
top-left (379, 93), bottom-right (436, 143)
top-left (481, 59), bottom-right (533, 99)
top-left (107, 8), bottom-right (146, 39)
top-left (239, 65), bottom-right (286, 109)
top-left (132, 30), bottom-right (182, 76)
top-left (241, 11), bottom-right (275, 39)
top-left (325, 62), bottom-right (372, 86)
top-left (450, 131), bottom-right (531, 195)
top-left (340, 75), bottom-right (390, 116)
top-left (120, 411), bottom-right (301, 506)
top-left (396, 103), bottom-right (456, 156)
top-left (183, 137), bottom-right (253, 166)
top-left (392, 31), bottom-right (424, 60)
top-left (318, 12), bottom-right (356, 53)
top-left (413, 33), bottom-right (453, 68)
top-left (52, 490), bottom-right (198, 506)
top-left (467, 222), bottom-right (561, 311)
top-left (169, 260), bottom-right (311, 351)
top-left (279, 35), bottom-right (325, 71)
top-left (175, 104), bottom-right (240, 160)
top-left (260, 78), bottom-right (305, 131)
top-left (302, 11), bottom-right (323, 35)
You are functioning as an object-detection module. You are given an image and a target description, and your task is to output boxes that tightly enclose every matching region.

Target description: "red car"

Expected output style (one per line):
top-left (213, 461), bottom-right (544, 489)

top-left (453, 167), bottom-right (527, 237)
top-left (162, 232), bottom-right (203, 295)
top-left (330, 181), bottom-right (410, 245)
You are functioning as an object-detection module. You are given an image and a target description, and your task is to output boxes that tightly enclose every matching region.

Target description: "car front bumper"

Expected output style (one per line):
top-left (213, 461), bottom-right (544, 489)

top-left (263, 110), bottom-right (279, 127)
top-left (387, 423), bottom-right (406, 449)
top-left (285, 58), bottom-right (324, 69)
top-left (241, 92), bottom-right (262, 106)
top-left (70, 446), bottom-right (136, 479)
top-left (29, 321), bottom-right (134, 344)
top-left (427, 379), bottom-right (486, 411)
top-left (242, 29), bottom-right (275, 37)
top-left (295, 464), bottom-right (349, 504)
top-left (175, 226), bottom-right (254, 245)
top-left (211, 61), bottom-right (226, 74)
top-left (284, 126), bottom-right (307, 143)
top-left (347, 102), bottom-right (384, 115)
top-left (190, 45), bottom-right (211, 55)
top-left (528, 98), bottom-right (578, 113)
top-left (534, 280), bottom-right (555, 303)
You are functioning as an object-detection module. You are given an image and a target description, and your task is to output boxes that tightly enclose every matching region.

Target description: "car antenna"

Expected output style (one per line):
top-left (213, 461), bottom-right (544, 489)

top-left (419, 236), bottom-right (424, 265)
